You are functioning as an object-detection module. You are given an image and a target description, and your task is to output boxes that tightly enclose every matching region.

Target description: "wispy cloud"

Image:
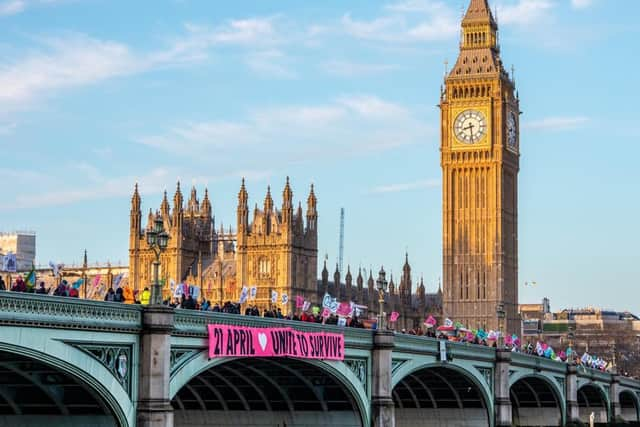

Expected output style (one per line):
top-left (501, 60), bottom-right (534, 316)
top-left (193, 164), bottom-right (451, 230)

top-left (370, 178), bottom-right (440, 194)
top-left (0, 0), bottom-right (25, 16)
top-left (0, 17), bottom-right (285, 112)
top-left (138, 95), bottom-right (431, 167)
top-left (323, 60), bottom-right (400, 77)
top-left (496, 0), bottom-right (554, 26)
top-left (571, 0), bottom-right (594, 9)
top-left (245, 49), bottom-right (296, 78)
top-left (523, 116), bottom-right (589, 130)
top-left (0, 0), bottom-right (71, 17)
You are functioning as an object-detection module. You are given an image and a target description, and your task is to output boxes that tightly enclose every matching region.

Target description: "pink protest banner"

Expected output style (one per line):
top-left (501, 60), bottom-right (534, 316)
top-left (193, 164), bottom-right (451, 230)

top-left (208, 324), bottom-right (344, 361)
top-left (295, 295), bottom-right (305, 309)
top-left (390, 311), bottom-right (400, 322)
top-left (336, 302), bottom-right (352, 317)
top-left (321, 307), bottom-right (331, 318)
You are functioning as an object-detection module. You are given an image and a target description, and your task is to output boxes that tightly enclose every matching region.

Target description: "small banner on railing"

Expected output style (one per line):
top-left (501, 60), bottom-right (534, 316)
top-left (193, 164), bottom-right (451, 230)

top-left (208, 324), bottom-right (344, 360)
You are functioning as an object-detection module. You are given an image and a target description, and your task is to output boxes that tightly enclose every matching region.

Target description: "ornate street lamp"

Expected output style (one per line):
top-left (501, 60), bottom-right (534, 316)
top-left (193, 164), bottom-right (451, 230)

top-left (567, 326), bottom-right (575, 364)
top-left (145, 213), bottom-right (169, 305)
top-left (496, 303), bottom-right (506, 348)
top-left (376, 267), bottom-right (388, 330)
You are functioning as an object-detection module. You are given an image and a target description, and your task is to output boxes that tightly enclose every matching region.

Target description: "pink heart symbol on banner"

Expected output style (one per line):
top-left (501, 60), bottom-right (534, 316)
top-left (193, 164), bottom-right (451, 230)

top-left (258, 333), bottom-right (268, 352)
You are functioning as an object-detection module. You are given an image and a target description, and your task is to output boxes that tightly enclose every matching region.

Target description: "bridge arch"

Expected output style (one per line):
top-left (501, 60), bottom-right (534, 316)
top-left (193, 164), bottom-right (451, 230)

top-left (392, 363), bottom-right (492, 427)
top-left (619, 389), bottom-right (640, 423)
top-left (509, 375), bottom-right (564, 426)
top-left (0, 343), bottom-right (131, 427)
top-left (170, 352), bottom-right (369, 427)
top-left (577, 383), bottom-right (609, 425)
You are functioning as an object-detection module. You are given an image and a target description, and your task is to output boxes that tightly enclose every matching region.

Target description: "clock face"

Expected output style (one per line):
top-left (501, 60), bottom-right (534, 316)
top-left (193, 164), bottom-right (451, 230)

top-left (454, 110), bottom-right (487, 144)
top-left (507, 112), bottom-right (517, 148)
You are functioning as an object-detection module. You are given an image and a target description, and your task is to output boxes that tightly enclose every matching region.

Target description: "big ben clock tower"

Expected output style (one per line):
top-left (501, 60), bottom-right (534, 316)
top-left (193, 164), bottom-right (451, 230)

top-left (441, 0), bottom-right (520, 334)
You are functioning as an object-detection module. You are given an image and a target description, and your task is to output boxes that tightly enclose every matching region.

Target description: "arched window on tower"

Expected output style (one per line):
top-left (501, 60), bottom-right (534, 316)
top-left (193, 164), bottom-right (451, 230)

top-left (258, 257), bottom-right (271, 278)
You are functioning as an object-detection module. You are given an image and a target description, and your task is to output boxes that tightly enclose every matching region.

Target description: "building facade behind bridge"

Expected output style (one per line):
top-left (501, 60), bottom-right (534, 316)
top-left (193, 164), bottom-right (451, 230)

top-left (128, 179), bottom-right (442, 330)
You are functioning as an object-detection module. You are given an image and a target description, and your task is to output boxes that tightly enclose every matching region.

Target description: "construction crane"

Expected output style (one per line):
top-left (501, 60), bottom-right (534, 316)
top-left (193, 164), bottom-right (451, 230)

top-left (338, 208), bottom-right (345, 275)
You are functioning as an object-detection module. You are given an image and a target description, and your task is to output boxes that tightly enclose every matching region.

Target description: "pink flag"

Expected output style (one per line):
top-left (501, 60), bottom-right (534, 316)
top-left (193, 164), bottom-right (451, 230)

top-left (92, 274), bottom-right (101, 288)
top-left (425, 315), bottom-right (437, 328)
top-left (295, 295), bottom-right (305, 309)
top-left (390, 311), bottom-right (400, 322)
top-left (321, 307), bottom-right (331, 318)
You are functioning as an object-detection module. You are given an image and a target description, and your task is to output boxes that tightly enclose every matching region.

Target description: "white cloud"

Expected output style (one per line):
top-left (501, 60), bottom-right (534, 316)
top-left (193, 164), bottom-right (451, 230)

top-left (496, 0), bottom-right (554, 26)
top-left (370, 178), bottom-right (440, 194)
top-left (0, 0), bottom-right (25, 16)
top-left (571, 0), bottom-right (593, 9)
top-left (0, 0), bottom-right (71, 17)
top-left (0, 35), bottom-right (142, 110)
top-left (340, 1), bottom-right (458, 43)
top-left (523, 116), bottom-right (589, 130)
top-left (322, 60), bottom-right (399, 77)
top-left (138, 95), bottom-right (431, 166)
top-left (244, 49), bottom-right (296, 79)
top-left (0, 17), bottom-right (285, 112)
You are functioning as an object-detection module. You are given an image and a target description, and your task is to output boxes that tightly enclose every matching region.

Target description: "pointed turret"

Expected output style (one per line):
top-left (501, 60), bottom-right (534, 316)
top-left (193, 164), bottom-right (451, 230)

top-left (173, 182), bottom-right (183, 213)
top-left (264, 186), bottom-right (273, 212)
top-left (282, 177), bottom-right (293, 224)
top-left (418, 276), bottom-right (426, 309)
top-left (306, 184), bottom-right (318, 232)
top-left (147, 208), bottom-right (154, 230)
top-left (201, 188), bottom-right (211, 217)
top-left (130, 183), bottom-right (142, 242)
top-left (345, 266), bottom-right (352, 300)
top-left (322, 258), bottom-right (329, 293)
top-left (83, 249), bottom-right (88, 269)
top-left (187, 186), bottom-right (199, 214)
top-left (357, 268), bottom-right (364, 292)
top-left (296, 202), bottom-right (304, 234)
top-left (160, 190), bottom-right (170, 218)
top-left (388, 273), bottom-right (395, 296)
top-left (131, 183), bottom-right (141, 212)
top-left (401, 252), bottom-right (412, 306)
top-left (237, 178), bottom-right (249, 236)
top-left (463, 0), bottom-right (496, 29)
top-left (333, 264), bottom-right (341, 300)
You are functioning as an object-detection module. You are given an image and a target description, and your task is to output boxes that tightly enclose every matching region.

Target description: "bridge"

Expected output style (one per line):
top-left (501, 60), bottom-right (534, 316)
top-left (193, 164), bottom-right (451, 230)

top-left (1, 292), bottom-right (639, 427)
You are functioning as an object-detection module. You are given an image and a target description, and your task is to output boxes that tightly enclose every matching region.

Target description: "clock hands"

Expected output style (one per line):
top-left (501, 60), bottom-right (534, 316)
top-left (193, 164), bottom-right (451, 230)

top-left (463, 122), bottom-right (475, 142)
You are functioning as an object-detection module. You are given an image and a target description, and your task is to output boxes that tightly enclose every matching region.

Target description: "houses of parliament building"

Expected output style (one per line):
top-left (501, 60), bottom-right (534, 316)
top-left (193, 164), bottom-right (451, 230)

top-left (128, 179), bottom-right (442, 329)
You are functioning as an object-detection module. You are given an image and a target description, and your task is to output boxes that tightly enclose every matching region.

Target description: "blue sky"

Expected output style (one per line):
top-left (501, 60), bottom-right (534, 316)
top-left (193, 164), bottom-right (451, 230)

top-left (1, 0), bottom-right (639, 312)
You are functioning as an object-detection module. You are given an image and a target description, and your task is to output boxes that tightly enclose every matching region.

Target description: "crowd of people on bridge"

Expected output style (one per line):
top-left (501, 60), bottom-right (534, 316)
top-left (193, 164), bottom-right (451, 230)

top-left (0, 275), bottom-right (622, 374)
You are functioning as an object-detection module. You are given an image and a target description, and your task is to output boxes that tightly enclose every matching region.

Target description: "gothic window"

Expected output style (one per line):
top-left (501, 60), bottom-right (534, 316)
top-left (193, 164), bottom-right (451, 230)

top-left (258, 257), bottom-right (271, 278)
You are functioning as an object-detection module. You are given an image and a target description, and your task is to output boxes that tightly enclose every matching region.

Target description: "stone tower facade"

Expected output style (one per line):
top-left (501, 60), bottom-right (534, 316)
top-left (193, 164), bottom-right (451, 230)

top-left (441, 0), bottom-right (520, 334)
top-left (236, 178), bottom-right (318, 313)
top-left (129, 183), bottom-right (214, 294)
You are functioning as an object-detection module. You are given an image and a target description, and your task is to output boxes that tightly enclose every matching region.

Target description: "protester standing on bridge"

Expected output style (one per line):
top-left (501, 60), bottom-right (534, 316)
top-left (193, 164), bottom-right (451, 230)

top-left (0, 276), bottom-right (5, 290)
top-left (35, 282), bottom-right (48, 294)
top-left (140, 287), bottom-right (150, 305)
top-left (11, 276), bottom-right (26, 292)
top-left (104, 287), bottom-right (116, 302)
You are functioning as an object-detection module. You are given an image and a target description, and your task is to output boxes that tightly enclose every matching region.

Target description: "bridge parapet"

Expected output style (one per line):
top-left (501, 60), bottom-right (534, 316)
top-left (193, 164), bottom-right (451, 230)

top-left (0, 290), bottom-right (142, 332)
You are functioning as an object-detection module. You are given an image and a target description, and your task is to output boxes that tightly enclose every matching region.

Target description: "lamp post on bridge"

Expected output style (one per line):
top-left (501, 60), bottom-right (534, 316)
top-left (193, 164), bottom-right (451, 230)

top-left (145, 213), bottom-right (169, 305)
top-left (376, 267), bottom-right (388, 331)
top-left (568, 325), bottom-right (575, 364)
top-left (496, 302), bottom-right (505, 348)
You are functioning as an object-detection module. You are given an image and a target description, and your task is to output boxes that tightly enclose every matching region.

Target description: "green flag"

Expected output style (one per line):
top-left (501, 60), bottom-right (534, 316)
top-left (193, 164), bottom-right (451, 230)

top-left (24, 265), bottom-right (36, 289)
